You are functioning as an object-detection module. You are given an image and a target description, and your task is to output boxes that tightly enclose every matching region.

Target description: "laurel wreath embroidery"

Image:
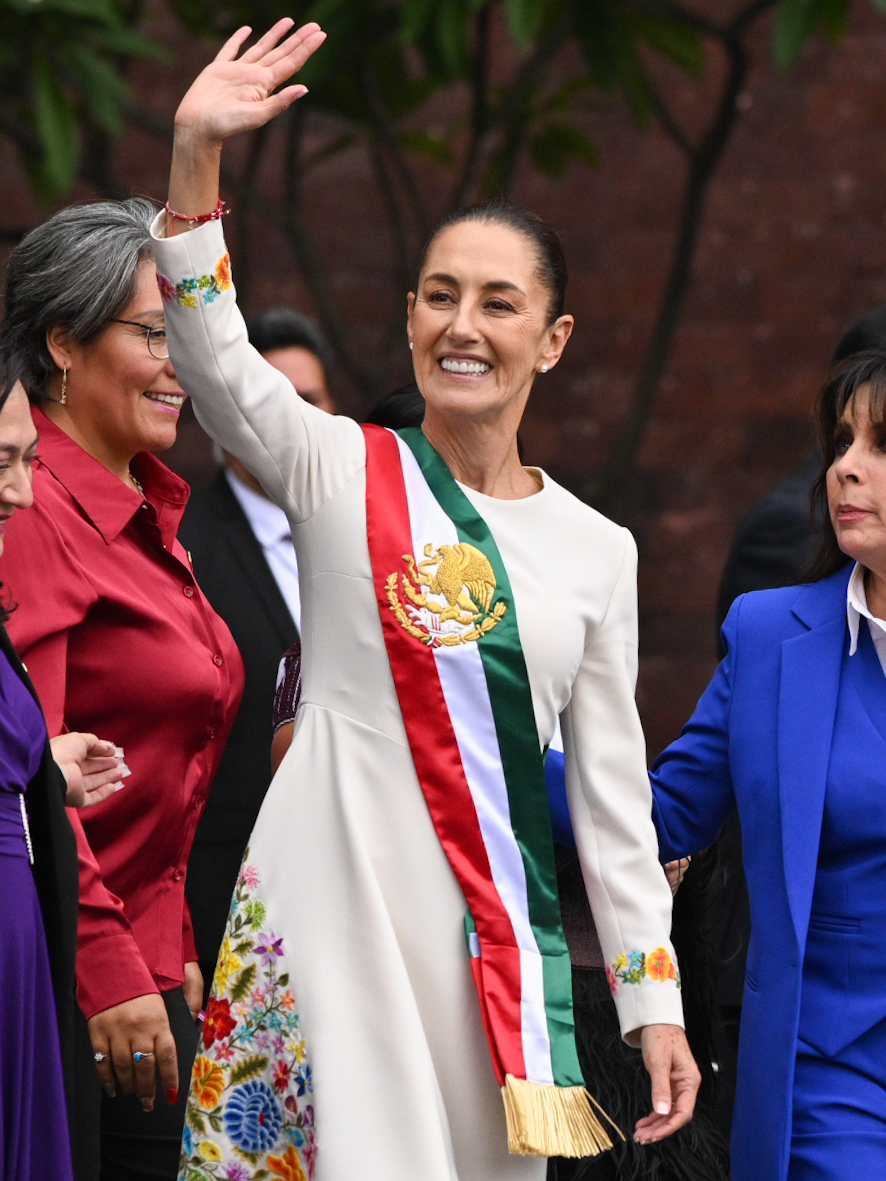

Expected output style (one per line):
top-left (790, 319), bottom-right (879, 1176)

top-left (385, 542), bottom-right (507, 647)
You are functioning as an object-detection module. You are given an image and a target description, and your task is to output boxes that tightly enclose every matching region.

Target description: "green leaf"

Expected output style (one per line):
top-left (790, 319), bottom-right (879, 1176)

top-left (32, 55), bottom-right (78, 196)
top-left (773, 0), bottom-right (818, 68)
top-left (277, 972), bottom-right (290, 986)
top-left (504, 0), bottom-right (545, 45)
top-left (229, 1055), bottom-right (269, 1086)
top-left (401, 0), bottom-right (435, 44)
top-left (397, 129), bottom-right (454, 165)
top-left (529, 122), bottom-right (598, 179)
top-left (94, 27), bottom-right (170, 61)
top-left (65, 45), bottom-right (128, 134)
top-left (435, 0), bottom-right (469, 75)
top-left (187, 1108), bottom-right (206, 1135)
top-left (229, 962), bottom-right (256, 1003)
top-left (817, 0), bottom-right (851, 41)
top-left (635, 16), bottom-right (705, 76)
top-left (232, 939), bottom-right (255, 956)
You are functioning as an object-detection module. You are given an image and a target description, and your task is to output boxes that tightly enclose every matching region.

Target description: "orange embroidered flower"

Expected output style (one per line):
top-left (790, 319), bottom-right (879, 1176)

top-left (215, 253), bottom-right (232, 291)
top-left (192, 1056), bottom-right (225, 1109)
top-left (279, 989), bottom-right (296, 1011)
top-left (646, 947), bottom-right (672, 982)
top-left (268, 1144), bottom-right (307, 1181)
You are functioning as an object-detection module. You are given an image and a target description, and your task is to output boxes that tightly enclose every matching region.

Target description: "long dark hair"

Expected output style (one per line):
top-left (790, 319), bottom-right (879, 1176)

top-left (806, 349), bottom-right (886, 581)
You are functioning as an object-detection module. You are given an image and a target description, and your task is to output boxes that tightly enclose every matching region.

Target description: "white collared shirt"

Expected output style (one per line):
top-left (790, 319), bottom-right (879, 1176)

top-left (846, 561), bottom-right (886, 675)
top-left (224, 467), bottom-right (301, 631)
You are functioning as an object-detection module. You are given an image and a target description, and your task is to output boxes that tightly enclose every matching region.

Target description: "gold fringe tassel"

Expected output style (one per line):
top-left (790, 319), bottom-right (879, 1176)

top-left (501, 1074), bottom-right (625, 1158)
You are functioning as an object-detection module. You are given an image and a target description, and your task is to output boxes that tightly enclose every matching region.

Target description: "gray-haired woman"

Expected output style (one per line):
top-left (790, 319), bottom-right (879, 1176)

top-left (0, 199), bottom-right (244, 1179)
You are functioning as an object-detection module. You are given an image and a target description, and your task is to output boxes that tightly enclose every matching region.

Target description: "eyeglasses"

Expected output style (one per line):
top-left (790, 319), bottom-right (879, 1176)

top-left (110, 317), bottom-right (169, 360)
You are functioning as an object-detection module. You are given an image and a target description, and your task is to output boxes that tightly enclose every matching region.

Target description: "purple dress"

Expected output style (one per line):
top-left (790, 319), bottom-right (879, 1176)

top-left (0, 648), bottom-right (74, 1180)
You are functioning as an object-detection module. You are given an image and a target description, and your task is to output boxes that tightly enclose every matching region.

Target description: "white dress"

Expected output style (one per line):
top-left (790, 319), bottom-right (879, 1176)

top-left (153, 219), bottom-right (684, 1181)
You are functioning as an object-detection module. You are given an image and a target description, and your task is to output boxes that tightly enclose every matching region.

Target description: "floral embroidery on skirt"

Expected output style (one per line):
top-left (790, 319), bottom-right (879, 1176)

top-left (178, 852), bottom-right (316, 1179)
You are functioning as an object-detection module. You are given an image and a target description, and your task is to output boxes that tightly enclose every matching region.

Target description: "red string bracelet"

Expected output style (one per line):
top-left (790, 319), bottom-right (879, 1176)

top-left (163, 197), bottom-right (231, 225)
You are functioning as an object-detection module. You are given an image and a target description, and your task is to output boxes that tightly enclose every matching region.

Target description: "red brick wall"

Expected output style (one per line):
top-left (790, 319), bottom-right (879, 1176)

top-left (5, 4), bottom-right (886, 757)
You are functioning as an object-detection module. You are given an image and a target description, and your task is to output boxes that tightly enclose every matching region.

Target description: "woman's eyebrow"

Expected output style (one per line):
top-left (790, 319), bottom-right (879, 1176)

top-left (0, 433), bottom-right (38, 456)
top-left (424, 272), bottom-right (524, 295)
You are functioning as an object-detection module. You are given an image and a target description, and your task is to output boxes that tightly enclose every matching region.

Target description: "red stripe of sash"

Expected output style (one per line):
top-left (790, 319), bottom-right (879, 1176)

top-left (362, 424), bottom-right (525, 1082)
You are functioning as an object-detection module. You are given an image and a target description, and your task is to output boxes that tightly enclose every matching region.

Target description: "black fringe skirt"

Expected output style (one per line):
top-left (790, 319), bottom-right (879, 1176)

top-left (547, 966), bottom-right (730, 1181)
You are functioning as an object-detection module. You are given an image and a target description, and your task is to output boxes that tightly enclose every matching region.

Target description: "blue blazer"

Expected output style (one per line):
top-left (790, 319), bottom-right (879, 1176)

top-left (651, 564), bottom-right (863, 1181)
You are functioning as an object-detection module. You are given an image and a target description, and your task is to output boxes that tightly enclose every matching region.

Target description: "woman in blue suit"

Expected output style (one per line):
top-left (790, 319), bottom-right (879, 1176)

top-left (651, 349), bottom-right (886, 1181)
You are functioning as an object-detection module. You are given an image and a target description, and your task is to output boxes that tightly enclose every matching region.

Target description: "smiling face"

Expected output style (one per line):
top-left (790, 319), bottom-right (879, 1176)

top-left (827, 385), bottom-right (886, 574)
top-left (46, 261), bottom-right (186, 470)
top-left (0, 384), bottom-right (37, 558)
top-left (407, 220), bottom-right (572, 429)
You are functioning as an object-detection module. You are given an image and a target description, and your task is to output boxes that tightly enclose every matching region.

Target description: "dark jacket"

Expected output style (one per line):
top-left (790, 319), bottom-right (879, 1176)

top-left (0, 623), bottom-right (79, 1099)
top-left (179, 470), bottom-right (298, 985)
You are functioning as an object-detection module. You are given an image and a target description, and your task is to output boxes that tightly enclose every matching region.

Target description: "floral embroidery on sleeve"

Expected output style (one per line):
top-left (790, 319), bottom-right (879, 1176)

top-left (608, 947), bottom-right (680, 995)
top-left (157, 254), bottom-right (232, 309)
top-left (178, 851), bottom-right (316, 1180)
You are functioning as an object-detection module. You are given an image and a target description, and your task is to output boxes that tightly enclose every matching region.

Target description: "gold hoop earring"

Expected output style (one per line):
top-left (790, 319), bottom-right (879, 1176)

top-left (60, 367), bottom-right (68, 406)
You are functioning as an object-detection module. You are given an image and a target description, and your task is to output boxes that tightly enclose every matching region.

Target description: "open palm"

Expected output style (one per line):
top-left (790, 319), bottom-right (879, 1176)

top-left (175, 18), bottom-right (326, 146)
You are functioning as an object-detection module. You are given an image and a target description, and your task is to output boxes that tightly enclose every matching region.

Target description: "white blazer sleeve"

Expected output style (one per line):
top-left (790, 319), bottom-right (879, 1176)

top-left (561, 530), bottom-right (685, 1043)
top-left (150, 217), bottom-right (366, 524)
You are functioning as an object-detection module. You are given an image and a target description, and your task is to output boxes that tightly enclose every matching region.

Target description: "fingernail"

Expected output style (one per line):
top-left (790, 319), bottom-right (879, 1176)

top-left (103, 1085), bottom-right (116, 1099)
top-left (654, 1101), bottom-right (670, 1115)
top-left (141, 1098), bottom-right (154, 1112)
top-left (167, 1089), bottom-right (178, 1105)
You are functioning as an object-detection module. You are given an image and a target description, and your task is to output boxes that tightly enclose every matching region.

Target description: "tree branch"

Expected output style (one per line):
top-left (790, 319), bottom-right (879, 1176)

top-left (586, 0), bottom-right (778, 507)
top-left (448, 0), bottom-right (493, 209)
top-left (488, 13), bottom-right (574, 196)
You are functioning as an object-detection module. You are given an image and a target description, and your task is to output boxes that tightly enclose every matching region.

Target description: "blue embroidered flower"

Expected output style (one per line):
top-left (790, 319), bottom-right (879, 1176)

top-left (622, 950), bottom-right (646, 984)
top-left (182, 1125), bottom-right (193, 1156)
top-left (295, 1064), bottom-right (313, 1097)
top-left (223, 1079), bottom-right (282, 1153)
top-left (287, 1125), bottom-right (306, 1147)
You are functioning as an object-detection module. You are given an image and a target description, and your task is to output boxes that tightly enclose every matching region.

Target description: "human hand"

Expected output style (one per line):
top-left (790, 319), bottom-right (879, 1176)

top-left (174, 19), bottom-right (326, 149)
top-left (88, 993), bottom-right (178, 1111)
top-left (183, 961), bottom-right (204, 1022)
top-left (634, 1024), bottom-right (700, 1143)
top-left (50, 733), bottom-right (124, 808)
top-left (664, 857), bottom-right (691, 896)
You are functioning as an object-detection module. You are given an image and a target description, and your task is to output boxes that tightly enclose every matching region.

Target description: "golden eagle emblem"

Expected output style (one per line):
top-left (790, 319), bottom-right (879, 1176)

top-left (386, 542), bottom-right (507, 647)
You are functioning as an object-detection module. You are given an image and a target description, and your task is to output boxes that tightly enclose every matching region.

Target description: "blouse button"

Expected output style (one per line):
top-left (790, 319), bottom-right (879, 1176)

top-left (183, 586), bottom-right (195, 599)
top-left (212, 654), bottom-right (224, 667)
top-left (172, 870), bottom-right (182, 882)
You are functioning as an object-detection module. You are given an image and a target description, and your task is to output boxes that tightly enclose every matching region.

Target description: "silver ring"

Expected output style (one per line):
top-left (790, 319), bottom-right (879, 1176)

top-left (132, 1050), bottom-right (154, 1063)
top-left (94, 1052), bottom-right (107, 1063)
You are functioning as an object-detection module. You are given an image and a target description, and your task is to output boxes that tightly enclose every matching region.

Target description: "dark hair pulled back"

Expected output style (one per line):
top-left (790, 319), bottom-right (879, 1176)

top-left (417, 199), bottom-right (567, 326)
top-left (807, 349), bottom-right (886, 580)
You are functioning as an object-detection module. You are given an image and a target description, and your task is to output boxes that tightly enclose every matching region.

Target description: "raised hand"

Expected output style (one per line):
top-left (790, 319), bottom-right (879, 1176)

top-left (168, 19), bottom-right (325, 229)
top-left (174, 19), bottom-right (326, 148)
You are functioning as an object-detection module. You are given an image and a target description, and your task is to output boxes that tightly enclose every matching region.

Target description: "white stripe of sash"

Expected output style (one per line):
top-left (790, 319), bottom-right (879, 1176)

top-left (394, 434), bottom-right (554, 1085)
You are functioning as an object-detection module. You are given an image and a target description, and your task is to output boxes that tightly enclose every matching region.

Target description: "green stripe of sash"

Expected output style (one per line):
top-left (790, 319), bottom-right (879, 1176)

top-left (400, 428), bottom-right (582, 1087)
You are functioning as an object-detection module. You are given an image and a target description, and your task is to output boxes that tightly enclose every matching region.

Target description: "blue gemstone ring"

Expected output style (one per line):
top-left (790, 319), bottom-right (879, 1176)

top-left (132, 1051), bottom-right (154, 1063)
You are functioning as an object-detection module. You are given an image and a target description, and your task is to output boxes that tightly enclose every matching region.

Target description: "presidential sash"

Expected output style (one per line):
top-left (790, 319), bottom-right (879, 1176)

top-left (362, 424), bottom-right (621, 1158)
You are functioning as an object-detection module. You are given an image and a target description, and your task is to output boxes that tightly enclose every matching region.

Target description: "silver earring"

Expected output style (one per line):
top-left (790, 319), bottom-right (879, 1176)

top-left (409, 341), bottom-right (413, 351)
top-left (539, 364), bottom-right (549, 374)
top-left (60, 367), bottom-right (68, 405)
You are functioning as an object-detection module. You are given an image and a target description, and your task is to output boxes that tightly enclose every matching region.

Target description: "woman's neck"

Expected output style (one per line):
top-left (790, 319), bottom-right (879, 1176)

top-left (421, 408), bottom-right (540, 500)
top-left (42, 401), bottom-right (136, 487)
